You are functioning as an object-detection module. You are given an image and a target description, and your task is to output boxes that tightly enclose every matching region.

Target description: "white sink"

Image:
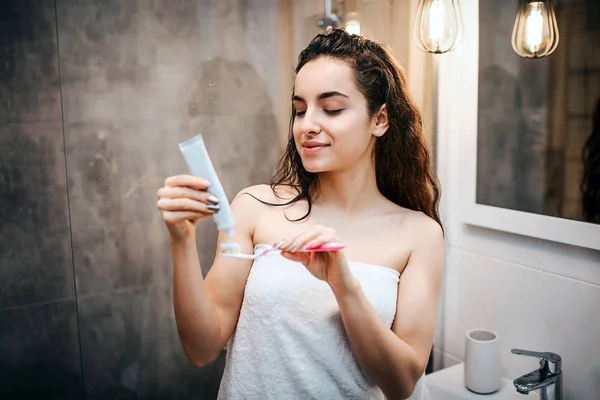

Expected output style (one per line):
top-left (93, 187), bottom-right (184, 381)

top-left (424, 363), bottom-right (539, 399)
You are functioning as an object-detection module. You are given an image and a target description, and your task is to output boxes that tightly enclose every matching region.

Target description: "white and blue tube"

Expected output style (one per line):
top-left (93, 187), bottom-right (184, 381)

top-left (178, 134), bottom-right (236, 237)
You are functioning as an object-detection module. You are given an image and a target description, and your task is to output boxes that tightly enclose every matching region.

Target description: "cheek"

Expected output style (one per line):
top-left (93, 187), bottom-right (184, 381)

top-left (335, 136), bottom-right (371, 161)
top-left (330, 114), bottom-right (372, 145)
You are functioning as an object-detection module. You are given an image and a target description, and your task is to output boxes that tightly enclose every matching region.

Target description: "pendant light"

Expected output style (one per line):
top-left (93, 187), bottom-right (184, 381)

top-left (413, 0), bottom-right (464, 54)
top-left (511, 0), bottom-right (559, 59)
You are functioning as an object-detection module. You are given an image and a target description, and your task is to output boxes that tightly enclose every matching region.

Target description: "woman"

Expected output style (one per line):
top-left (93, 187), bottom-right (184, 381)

top-left (157, 29), bottom-right (444, 400)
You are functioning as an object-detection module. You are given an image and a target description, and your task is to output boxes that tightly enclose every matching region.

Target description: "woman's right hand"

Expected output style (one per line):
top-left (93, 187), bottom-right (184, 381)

top-left (156, 175), bottom-right (220, 241)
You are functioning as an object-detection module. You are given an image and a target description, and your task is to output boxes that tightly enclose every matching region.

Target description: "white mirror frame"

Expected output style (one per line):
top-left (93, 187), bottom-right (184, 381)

top-left (437, 0), bottom-right (600, 251)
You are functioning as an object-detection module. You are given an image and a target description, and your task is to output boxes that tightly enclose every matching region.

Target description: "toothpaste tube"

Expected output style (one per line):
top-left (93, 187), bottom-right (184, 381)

top-left (178, 134), bottom-right (236, 237)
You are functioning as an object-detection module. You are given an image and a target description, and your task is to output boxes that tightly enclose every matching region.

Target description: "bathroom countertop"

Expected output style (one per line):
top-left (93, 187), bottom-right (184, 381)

top-left (424, 363), bottom-right (539, 399)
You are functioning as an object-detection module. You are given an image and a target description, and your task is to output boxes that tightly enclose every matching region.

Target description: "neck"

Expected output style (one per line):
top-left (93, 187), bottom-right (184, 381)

top-left (314, 156), bottom-right (383, 215)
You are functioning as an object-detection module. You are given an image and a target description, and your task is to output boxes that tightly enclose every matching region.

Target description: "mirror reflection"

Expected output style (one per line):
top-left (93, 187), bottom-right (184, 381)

top-left (477, 0), bottom-right (600, 224)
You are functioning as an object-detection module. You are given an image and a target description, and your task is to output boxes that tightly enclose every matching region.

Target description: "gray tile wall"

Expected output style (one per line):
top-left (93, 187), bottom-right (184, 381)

top-left (0, 0), bottom-right (281, 398)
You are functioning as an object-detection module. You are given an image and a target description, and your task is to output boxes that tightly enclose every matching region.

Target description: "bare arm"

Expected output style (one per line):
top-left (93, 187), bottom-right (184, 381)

top-left (158, 176), bottom-right (260, 366)
top-left (333, 218), bottom-right (445, 399)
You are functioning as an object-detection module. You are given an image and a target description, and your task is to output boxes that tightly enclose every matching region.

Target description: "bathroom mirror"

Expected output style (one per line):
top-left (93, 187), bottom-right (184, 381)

top-left (442, 0), bottom-right (600, 250)
top-left (477, 0), bottom-right (600, 225)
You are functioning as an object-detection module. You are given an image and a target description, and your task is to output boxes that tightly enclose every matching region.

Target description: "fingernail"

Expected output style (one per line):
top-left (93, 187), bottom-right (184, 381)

top-left (207, 204), bottom-right (220, 211)
top-left (207, 195), bottom-right (220, 204)
top-left (287, 242), bottom-right (297, 251)
top-left (274, 240), bottom-right (285, 249)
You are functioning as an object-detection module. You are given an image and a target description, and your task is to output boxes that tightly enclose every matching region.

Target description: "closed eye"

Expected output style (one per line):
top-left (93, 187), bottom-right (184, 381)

top-left (294, 109), bottom-right (345, 117)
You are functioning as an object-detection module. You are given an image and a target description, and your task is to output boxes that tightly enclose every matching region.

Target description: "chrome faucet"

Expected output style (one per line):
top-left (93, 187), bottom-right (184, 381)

top-left (511, 349), bottom-right (562, 400)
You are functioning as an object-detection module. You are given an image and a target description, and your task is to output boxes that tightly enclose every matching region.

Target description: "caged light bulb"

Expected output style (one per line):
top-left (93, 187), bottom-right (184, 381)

top-left (413, 0), bottom-right (464, 54)
top-left (511, 0), bottom-right (559, 58)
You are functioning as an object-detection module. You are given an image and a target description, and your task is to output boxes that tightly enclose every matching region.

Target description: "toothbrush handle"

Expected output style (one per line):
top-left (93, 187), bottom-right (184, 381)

top-left (303, 242), bottom-right (346, 252)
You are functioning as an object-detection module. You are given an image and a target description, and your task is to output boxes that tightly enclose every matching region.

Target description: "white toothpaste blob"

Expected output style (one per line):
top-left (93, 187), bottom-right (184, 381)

top-left (220, 243), bottom-right (242, 255)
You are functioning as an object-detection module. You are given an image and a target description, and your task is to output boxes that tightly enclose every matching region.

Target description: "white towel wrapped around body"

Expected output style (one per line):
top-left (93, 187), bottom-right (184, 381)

top-left (218, 245), bottom-right (428, 400)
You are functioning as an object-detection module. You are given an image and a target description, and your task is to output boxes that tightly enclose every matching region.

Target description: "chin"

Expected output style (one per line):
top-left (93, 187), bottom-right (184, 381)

top-left (301, 159), bottom-right (333, 173)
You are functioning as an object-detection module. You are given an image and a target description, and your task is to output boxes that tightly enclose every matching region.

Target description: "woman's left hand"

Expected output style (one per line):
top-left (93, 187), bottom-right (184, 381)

top-left (276, 225), bottom-right (354, 290)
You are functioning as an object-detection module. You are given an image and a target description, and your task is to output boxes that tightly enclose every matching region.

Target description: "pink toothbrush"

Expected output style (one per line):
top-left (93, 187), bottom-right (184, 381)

top-left (303, 243), bottom-right (346, 252)
top-left (220, 242), bottom-right (346, 260)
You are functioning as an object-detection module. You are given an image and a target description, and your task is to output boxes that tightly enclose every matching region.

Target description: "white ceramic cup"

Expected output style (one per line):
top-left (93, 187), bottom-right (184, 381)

top-left (464, 329), bottom-right (501, 394)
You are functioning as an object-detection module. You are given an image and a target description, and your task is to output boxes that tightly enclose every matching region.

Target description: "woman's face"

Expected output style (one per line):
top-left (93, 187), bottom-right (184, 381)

top-left (292, 57), bottom-right (382, 173)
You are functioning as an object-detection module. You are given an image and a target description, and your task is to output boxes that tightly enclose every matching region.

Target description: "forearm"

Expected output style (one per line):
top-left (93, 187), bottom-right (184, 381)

top-left (171, 234), bottom-right (221, 365)
top-left (332, 279), bottom-right (422, 399)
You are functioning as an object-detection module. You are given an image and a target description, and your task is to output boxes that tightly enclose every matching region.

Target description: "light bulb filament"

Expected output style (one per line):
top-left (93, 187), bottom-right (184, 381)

top-left (524, 2), bottom-right (544, 52)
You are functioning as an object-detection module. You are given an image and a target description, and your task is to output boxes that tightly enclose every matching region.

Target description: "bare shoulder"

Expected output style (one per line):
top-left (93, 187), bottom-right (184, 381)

top-left (387, 203), bottom-right (444, 246)
top-left (230, 184), bottom-right (299, 240)
top-left (408, 209), bottom-right (443, 242)
top-left (233, 183), bottom-right (299, 206)
top-left (233, 184), bottom-right (272, 202)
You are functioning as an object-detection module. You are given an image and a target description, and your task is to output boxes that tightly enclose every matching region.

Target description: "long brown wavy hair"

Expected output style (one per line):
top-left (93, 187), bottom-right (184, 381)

top-left (250, 29), bottom-right (442, 231)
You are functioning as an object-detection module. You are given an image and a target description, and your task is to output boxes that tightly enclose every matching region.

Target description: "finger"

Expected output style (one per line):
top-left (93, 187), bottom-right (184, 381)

top-left (158, 186), bottom-right (220, 204)
top-left (291, 230), bottom-right (326, 252)
top-left (157, 198), bottom-right (219, 213)
top-left (165, 175), bottom-right (211, 190)
top-left (279, 226), bottom-right (333, 252)
top-left (270, 240), bottom-right (286, 249)
top-left (304, 234), bottom-right (340, 250)
top-left (277, 229), bottom-right (308, 251)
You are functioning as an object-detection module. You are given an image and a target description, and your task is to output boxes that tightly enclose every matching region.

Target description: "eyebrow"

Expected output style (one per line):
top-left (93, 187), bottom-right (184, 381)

top-left (292, 91), bottom-right (349, 102)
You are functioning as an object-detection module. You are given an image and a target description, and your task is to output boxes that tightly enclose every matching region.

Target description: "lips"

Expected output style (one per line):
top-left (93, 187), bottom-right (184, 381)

top-left (302, 141), bottom-right (328, 148)
top-left (301, 141), bottom-right (329, 155)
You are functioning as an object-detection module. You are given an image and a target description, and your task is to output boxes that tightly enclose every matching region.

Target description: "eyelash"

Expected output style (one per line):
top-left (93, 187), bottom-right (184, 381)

top-left (295, 109), bottom-right (344, 117)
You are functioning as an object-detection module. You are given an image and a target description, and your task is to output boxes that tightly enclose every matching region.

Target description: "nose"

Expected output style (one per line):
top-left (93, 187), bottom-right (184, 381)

top-left (298, 109), bottom-right (321, 136)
